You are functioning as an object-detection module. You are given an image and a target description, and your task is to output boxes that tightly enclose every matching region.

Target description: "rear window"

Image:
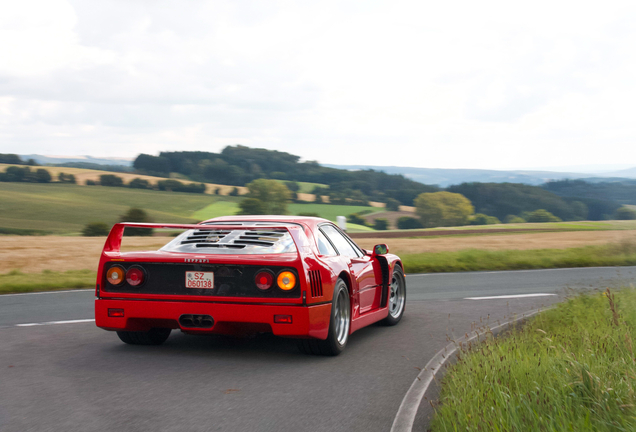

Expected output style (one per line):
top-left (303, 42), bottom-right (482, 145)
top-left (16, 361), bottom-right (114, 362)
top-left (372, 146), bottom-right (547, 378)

top-left (160, 222), bottom-right (298, 255)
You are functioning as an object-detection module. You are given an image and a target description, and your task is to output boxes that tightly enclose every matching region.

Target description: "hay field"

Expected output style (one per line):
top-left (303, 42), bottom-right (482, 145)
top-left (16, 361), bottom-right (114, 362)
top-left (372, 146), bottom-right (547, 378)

top-left (354, 230), bottom-right (636, 254)
top-left (3, 229), bottom-right (635, 274)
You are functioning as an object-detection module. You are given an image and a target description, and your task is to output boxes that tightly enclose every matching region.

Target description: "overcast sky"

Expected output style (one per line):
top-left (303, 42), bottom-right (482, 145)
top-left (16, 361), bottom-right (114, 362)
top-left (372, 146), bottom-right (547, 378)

top-left (1, 1), bottom-right (635, 170)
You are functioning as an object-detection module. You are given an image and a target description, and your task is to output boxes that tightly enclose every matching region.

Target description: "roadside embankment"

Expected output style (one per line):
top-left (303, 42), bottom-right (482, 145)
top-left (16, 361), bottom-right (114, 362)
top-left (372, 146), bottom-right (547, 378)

top-left (431, 287), bottom-right (636, 431)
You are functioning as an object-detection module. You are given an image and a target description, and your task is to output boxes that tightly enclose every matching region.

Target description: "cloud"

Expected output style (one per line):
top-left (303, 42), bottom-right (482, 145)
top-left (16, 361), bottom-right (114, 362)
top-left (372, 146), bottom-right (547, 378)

top-left (0, 0), bottom-right (635, 169)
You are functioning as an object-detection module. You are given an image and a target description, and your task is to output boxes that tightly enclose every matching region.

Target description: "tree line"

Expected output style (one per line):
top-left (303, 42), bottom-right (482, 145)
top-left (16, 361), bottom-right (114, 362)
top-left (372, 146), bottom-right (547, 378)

top-left (133, 145), bottom-right (437, 206)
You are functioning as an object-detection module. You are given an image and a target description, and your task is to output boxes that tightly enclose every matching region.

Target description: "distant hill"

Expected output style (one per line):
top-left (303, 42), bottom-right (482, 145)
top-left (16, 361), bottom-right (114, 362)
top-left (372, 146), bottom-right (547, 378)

top-left (21, 155), bottom-right (134, 167)
top-left (324, 164), bottom-right (636, 187)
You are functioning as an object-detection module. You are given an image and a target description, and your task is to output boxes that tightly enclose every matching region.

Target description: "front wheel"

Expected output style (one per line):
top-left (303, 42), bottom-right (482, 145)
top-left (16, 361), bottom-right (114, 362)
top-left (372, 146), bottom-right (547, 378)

top-left (297, 278), bottom-right (350, 356)
top-left (382, 265), bottom-right (406, 326)
top-left (116, 328), bottom-right (171, 345)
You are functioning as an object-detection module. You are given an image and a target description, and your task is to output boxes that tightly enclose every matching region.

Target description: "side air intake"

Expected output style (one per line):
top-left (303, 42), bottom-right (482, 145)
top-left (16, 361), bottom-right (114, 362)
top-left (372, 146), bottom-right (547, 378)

top-left (309, 270), bottom-right (323, 298)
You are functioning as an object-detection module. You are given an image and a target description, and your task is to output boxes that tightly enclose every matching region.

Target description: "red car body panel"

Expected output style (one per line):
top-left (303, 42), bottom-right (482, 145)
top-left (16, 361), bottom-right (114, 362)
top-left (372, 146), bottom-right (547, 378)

top-left (94, 216), bottom-right (403, 340)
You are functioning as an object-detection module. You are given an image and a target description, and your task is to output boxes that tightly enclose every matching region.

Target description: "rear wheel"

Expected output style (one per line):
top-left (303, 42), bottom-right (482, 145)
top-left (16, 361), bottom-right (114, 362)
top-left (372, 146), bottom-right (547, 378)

top-left (116, 328), bottom-right (172, 345)
top-left (381, 265), bottom-right (406, 326)
top-left (298, 278), bottom-right (350, 356)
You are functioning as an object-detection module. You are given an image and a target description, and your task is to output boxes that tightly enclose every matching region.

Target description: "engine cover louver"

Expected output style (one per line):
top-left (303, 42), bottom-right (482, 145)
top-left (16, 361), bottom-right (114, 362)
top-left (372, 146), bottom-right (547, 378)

top-left (309, 270), bottom-right (323, 298)
top-left (179, 229), bottom-right (286, 249)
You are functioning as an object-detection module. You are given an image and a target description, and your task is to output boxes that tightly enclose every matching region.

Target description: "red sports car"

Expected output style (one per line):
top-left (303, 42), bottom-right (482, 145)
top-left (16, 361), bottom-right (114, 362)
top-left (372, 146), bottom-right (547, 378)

top-left (95, 216), bottom-right (406, 355)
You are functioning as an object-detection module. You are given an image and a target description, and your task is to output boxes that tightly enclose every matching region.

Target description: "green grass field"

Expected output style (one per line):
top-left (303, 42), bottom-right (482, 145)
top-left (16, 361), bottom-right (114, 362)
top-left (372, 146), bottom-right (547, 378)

top-left (432, 287), bottom-right (636, 431)
top-left (0, 182), bottom-right (377, 234)
top-left (273, 180), bottom-right (327, 194)
top-left (401, 242), bottom-right (636, 273)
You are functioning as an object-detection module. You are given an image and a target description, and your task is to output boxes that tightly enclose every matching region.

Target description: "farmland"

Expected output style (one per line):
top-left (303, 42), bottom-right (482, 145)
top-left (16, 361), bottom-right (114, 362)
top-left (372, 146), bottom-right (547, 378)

top-left (0, 182), bottom-right (377, 234)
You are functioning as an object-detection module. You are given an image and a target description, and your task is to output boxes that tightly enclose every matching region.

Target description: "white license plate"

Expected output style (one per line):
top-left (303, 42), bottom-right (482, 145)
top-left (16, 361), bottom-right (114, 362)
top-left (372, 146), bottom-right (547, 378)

top-left (185, 271), bottom-right (214, 289)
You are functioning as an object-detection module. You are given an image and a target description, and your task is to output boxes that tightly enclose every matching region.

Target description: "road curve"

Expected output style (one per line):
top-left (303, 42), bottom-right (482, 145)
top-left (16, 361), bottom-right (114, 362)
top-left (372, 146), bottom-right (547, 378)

top-left (0, 266), bottom-right (633, 432)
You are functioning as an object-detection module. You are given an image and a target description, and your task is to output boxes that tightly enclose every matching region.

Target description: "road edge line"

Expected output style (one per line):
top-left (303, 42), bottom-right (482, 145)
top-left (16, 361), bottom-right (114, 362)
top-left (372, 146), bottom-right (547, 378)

top-left (390, 307), bottom-right (549, 432)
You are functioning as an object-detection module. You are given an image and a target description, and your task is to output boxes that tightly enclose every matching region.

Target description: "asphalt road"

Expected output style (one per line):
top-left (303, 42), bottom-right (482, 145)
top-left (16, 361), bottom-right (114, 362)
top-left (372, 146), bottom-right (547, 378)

top-left (0, 266), bottom-right (634, 432)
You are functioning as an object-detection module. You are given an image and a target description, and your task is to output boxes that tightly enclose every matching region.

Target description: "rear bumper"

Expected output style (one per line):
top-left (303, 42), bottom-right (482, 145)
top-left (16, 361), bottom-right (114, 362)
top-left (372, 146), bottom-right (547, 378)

top-left (95, 299), bottom-right (331, 340)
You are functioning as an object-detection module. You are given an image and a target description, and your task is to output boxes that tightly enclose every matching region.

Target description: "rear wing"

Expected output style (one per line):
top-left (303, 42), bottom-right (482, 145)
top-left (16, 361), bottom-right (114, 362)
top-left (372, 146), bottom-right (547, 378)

top-left (103, 222), bottom-right (305, 253)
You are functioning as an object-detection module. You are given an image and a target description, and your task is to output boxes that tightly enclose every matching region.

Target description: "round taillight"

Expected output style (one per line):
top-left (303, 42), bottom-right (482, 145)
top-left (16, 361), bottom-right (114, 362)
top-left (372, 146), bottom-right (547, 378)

top-left (107, 265), bottom-right (125, 286)
top-left (126, 266), bottom-right (145, 287)
top-left (277, 271), bottom-right (296, 291)
top-left (255, 270), bottom-right (274, 290)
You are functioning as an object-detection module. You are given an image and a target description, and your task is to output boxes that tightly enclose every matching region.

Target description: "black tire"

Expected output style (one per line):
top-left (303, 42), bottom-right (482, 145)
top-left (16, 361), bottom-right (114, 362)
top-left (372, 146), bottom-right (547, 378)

top-left (297, 278), bottom-right (350, 356)
top-left (116, 328), bottom-right (172, 345)
top-left (381, 265), bottom-right (406, 326)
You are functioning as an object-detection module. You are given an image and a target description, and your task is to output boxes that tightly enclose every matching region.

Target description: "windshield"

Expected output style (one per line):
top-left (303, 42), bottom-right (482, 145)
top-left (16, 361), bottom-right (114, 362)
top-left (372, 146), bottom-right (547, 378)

top-left (160, 221), bottom-right (298, 255)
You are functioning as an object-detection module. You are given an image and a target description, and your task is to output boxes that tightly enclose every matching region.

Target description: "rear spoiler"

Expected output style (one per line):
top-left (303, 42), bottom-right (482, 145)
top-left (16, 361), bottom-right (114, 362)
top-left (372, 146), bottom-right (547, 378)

top-left (103, 222), bottom-right (299, 253)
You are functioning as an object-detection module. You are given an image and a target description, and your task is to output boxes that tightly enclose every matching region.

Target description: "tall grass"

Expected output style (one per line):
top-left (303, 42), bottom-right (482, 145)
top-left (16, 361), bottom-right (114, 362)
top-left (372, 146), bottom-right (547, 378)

top-left (402, 241), bottom-right (636, 274)
top-left (432, 287), bottom-right (636, 431)
top-left (0, 269), bottom-right (95, 294)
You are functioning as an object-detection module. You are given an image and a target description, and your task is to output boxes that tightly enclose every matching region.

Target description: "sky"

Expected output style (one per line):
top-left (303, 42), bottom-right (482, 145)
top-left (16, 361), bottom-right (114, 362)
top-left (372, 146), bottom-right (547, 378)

top-left (1, 0), bottom-right (635, 170)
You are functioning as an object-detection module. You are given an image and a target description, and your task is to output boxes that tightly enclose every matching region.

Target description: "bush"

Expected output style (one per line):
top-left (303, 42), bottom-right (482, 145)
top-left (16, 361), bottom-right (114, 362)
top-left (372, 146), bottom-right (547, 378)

top-left (285, 181), bottom-right (300, 192)
top-left (85, 179), bottom-right (97, 185)
top-left (347, 213), bottom-right (367, 226)
top-left (373, 218), bottom-right (389, 230)
top-left (214, 187), bottom-right (221, 195)
top-left (397, 216), bottom-right (424, 230)
top-left (99, 174), bottom-right (124, 187)
top-left (35, 169), bottom-right (52, 183)
top-left (82, 222), bottom-right (110, 237)
top-left (129, 178), bottom-right (151, 189)
top-left (120, 208), bottom-right (153, 236)
top-left (385, 198), bottom-right (401, 212)
top-left (229, 187), bottom-right (240, 196)
top-left (415, 191), bottom-right (475, 228)
top-left (615, 206), bottom-right (636, 220)
top-left (527, 209), bottom-right (562, 223)
top-left (470, 213), bottom-right (501, 225)
top-left (58, 172), bottom-right (76, 184)
top-left (504, 214), bottom-right (526, 224)
top-left (1, 166), bottom-right (35, 182)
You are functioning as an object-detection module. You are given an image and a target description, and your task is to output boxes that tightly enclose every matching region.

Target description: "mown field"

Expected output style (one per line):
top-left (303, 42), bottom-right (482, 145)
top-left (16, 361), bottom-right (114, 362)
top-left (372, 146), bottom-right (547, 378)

top-left (432, 287), bottom-right (636, 431)
top-left (0, 182), bottom-right (377, 234)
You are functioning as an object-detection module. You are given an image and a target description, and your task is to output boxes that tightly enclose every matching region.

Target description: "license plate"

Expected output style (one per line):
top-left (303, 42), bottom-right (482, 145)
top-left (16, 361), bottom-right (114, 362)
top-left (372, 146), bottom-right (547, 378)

top-left (185, 271), bottom-right (214, 289)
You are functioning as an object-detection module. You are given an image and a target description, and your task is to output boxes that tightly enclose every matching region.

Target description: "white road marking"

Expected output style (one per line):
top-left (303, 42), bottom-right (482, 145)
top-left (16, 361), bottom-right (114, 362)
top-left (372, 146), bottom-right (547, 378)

top-left (15, 319), bottom-right (95, 327)
top-left (465, 293), bottom-right (557, 300)
top-left (2, 289), bottom-right (93, 297)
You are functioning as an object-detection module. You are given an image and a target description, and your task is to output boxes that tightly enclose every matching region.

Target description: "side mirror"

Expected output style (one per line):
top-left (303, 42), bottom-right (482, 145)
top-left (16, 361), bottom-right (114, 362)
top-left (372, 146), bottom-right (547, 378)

top-left (373, 244), bottom-right (389, 255)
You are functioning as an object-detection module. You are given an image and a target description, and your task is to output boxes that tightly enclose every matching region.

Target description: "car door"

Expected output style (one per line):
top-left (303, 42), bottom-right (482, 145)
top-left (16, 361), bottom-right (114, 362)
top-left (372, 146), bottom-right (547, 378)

top-left (320, 224), bottom-right (378, 314)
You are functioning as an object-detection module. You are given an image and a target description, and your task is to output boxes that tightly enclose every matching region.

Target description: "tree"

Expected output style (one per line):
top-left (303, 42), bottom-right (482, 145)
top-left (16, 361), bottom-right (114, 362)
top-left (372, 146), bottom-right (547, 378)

top-left (615, 206), bottom-right (636, 220)
top-left (385, 198), bottom-right (401, 212)
top-left (58, 172), bottom-right (76, 184)
top-left (100, 174), bottom-right (124, 187)
top-left (243, 179), bottom-right (291, 214)
top-left (0, 154), bottom-right (23, 165)
top-left (373, 218), bottom-right (389, 230)
top-left (347, 213), bottom-right (367, 226)
top-left (35, 169), bottom-right (52, 183)
top-left (504, 215), bottom-right (526, 224)
top-left (397, 217), bottom-right (423, 230)
top-left (229, 187), bottom-right (240, 196)
top-left (414, 191), bottom-right (474, 228)
top-left (120, 208), bottom-right (153, 236)
top-left (82, 222), bottom-right (110, 236)
top-left (129, 178), bottom-right (151, 189)
top-left (527, 209), bottom-right (561, 223)
top-left (470, 213), bottom-right (501, 225)
top-left (285, 181), bottom-right (300, 192)
top-left (238, 198), bottom-right (267, 215)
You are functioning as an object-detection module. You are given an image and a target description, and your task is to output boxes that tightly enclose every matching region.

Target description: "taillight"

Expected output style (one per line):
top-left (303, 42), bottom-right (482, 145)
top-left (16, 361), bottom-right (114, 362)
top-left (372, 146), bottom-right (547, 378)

top-left (107, 265), bottom-right (125, 286)
top-left (277, 271), bottom-right (296, 291)
top-left (255, 270), bottom-right (274, 290)
top-left (126, 266), bottom-right (146, 287)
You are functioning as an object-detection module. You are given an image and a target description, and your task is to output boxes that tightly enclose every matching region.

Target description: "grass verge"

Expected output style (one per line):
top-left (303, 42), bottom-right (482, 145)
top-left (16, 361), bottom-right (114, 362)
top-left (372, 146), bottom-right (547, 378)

top-left (0, 269), bottom-right (95, 294)
top-left (431, 287), bottom-right (636, 431)
top-left (401, 242), bottom-right (636, 273)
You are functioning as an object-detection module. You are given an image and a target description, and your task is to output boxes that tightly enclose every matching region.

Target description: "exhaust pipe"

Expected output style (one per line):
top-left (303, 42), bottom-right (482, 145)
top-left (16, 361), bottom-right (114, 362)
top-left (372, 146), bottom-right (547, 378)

top-left (179, 314), bottom-right (214, 328)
